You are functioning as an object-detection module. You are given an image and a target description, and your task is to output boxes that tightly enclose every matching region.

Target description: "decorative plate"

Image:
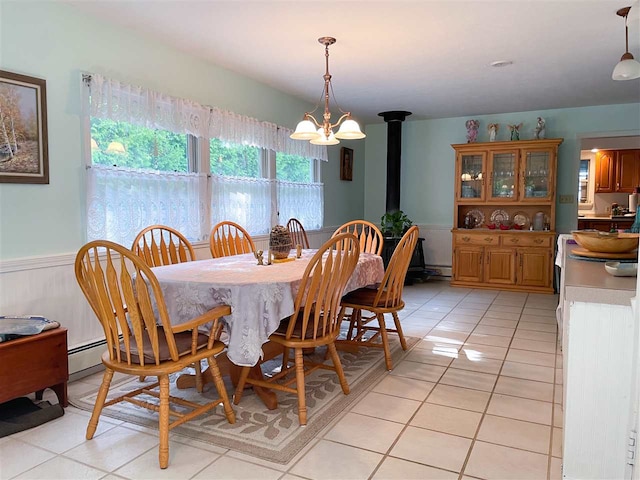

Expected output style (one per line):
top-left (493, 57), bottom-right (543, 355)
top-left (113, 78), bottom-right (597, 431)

top-left (490, 209), bottom-right (509, 225)
top-left (468, 208), bottom-right (485, 227)
top-left (513, 211), bottom-right (530, 228)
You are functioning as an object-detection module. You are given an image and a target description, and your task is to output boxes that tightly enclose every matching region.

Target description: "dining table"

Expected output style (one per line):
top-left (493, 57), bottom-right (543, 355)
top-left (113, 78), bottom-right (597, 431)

top-left (150, 248), bottom-right (385, 408)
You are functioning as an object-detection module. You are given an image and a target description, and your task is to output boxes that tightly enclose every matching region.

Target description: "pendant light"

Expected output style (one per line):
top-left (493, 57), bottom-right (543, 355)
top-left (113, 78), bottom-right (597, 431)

top-left (612, 6), bottom-right (640, 80)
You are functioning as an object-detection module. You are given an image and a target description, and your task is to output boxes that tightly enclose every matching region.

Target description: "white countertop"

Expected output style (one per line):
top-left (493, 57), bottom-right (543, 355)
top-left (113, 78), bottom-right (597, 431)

top-left (564, 246), bottom-right (637, 306)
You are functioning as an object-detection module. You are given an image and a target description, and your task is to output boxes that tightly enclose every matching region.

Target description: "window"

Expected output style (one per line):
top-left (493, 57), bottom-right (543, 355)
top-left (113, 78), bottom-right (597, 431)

top-left (91, 119), bottom-right (189, 172)
top-left (84, 73), bottom-right (325, 246)
top-left (210, 138), bottom-right (260, 177)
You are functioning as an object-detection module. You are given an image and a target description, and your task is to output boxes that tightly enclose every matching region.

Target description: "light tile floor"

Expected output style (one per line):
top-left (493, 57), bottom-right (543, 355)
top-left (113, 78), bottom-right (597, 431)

top-left (0, 281), bottom-right (562, 480)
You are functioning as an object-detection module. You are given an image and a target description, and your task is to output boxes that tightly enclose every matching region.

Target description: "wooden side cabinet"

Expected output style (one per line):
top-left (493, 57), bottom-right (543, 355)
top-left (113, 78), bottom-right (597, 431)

top-left (0, 328), bottom-right (68, 407)
top-left (451, 138), bottom-right (561, 293)
top-left (452, 231), bottom-right (555, 293)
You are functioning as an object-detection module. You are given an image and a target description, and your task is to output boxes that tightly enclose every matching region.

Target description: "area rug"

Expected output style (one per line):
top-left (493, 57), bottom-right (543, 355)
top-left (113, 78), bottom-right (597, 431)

top-left (70, 336), bottom-right (417, 464)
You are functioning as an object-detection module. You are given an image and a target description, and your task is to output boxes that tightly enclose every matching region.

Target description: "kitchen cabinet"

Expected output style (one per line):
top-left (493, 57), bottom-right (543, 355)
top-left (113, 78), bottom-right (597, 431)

top-left (452, 231), bottom-right (555, 292)
top-left (577, 218), bottom-right (634, 232)
top-left (595, 149), bottom-right (640, 193)
top-left (452, 139), bottom-right (562, 293)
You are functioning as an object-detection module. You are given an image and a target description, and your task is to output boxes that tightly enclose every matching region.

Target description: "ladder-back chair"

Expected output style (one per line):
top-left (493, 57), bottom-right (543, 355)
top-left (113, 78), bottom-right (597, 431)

top-left (131, 225), bottom-right (195, 267)
top-left (233, 233), bottom-right (360, 425)
top-left (332, 220), bottom-right (384, 255)
top-left (209, 221), bottom-right (255, 258)
top-left (338, 226), bottom-right (419, 370)
top-left (286, 217), bottom-right (310, 249)
top-left (74, 240), bottom-right (235, 469)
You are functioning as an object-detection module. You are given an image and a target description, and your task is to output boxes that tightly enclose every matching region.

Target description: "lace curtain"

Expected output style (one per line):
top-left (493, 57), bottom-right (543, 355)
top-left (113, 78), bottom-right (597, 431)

top-left (87, 74), bottom-right (328, 161)
top-left (210, 175), bottom-right (273, 235)
top-left (87, 166), bottom-right (207, 246)
top-left (277, 181), bottom-right (324, 230)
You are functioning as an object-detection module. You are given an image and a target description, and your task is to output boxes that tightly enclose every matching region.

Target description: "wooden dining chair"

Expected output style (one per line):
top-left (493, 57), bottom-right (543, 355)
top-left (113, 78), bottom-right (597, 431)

top-left (131, 225), bottom-right (195, 267)
top-left (338, 226), bottom-right (419, 370)
top-left (286, 217), bottom-right (310, 249)
top-left (233, 233), bottom-right (360, 425)
top-left (132, 225), bottom-right (204, 389)
top-left (332, 220), bottom-right (384, 255)
top-left (209, 221), bottom-right (256, 258)
top-left (74, 240), bottom-right (236, 469)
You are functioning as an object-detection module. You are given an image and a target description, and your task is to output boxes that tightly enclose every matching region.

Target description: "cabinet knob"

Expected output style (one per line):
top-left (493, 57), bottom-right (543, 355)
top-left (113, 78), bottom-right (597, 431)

top-left (484, 237), bottom-right (493, 242)
top-left (534, 238), bottom-right (543, 244)
top-left (510, 238), bottom-right (519, 243)
top-left (462, 236), bottom-right (470, 242)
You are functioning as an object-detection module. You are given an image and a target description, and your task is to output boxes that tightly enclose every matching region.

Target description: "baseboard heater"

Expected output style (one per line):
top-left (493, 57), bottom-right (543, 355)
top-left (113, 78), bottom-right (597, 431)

top-left (68, 339), bottom-right (106, 376)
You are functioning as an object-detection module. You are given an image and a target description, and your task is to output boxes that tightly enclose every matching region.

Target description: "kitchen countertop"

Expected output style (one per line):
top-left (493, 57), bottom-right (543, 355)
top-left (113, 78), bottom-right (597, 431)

top-left (564, 245), bottom-right (637, 306)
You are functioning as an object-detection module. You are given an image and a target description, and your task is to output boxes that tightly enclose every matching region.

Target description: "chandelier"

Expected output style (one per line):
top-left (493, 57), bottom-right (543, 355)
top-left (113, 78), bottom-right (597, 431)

top-left (290, 37), bottom-right (365, 146)
top-left (612, 6), bottom-right (640, 80)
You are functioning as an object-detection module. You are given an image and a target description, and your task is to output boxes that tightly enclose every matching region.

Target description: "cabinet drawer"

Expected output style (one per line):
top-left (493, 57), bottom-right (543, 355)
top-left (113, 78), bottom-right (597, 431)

top-left (454, 233), bottom-right (498, 245)
top-left (501, 235), bottom-right (551, 247)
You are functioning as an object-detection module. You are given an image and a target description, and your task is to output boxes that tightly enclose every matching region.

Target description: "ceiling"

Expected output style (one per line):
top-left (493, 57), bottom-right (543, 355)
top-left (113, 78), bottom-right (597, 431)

top-left (65, 0), bottom-right (640, 125)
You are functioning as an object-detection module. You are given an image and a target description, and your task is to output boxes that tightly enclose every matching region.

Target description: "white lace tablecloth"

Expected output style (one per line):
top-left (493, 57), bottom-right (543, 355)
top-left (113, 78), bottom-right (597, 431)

top-left (151, 250), bottom-right (384, 367)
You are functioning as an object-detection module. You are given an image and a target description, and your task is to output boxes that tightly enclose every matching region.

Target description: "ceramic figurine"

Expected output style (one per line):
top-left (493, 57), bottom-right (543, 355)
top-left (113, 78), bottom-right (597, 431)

top-left (534, 117), bottom-right (546, 140)
top-left (465, 119), bottom-right (480, 143)
top-left (488, 123), bottom-right (499, 142)
top-left (256, 250), bottom-right (264, 265)
top-left (508, 123), bottom-right (522, 141)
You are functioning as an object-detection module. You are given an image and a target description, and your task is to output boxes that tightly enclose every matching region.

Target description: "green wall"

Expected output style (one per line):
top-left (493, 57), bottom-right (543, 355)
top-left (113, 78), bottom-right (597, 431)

top-left (0, 2), bottom-right (363, 260)
top-left (364, 105), bottom-right (640, 233)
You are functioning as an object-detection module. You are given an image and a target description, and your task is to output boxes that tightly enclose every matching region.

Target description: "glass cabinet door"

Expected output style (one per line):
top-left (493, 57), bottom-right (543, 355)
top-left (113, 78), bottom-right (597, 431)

top-left (458, 153), bottom-right (485, 201)
top-left (489, 151), bottom-right (518, 201)
top-left (521, 149), bottom-right (554, 201)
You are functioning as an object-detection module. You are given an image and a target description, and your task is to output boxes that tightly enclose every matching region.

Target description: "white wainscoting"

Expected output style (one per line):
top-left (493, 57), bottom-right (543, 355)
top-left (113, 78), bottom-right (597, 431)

top-left (0, 224), bottom-right (453, 374)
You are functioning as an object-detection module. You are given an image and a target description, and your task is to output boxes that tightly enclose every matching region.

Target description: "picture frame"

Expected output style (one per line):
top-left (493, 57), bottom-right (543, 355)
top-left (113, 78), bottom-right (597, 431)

top-left (0, 70), bottom-right (49, 184)
top-left (340, 146), bottom-right (353, 181)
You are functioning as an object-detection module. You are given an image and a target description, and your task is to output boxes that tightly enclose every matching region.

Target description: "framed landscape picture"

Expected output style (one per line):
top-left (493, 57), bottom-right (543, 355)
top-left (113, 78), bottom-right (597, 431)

top-left (0, 70), bottom-right (49, 184)
top-left (340, 146), bottom-right (353, 181)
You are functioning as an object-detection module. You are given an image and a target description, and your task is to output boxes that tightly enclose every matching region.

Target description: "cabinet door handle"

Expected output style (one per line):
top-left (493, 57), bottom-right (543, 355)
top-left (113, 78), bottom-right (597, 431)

top-left (510, 237), bottom-right (519, 243)
top-left (462, 236), bottom-right (470, 242)
top-left (484, 237), bottom-right (493, 242)
top-left (534, 238), bottom-right (543, 244)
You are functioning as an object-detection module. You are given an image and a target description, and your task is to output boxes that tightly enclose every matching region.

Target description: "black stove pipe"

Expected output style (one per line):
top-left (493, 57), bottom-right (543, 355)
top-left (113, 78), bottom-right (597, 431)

top-left (378, 111), bottom-right (412, 213)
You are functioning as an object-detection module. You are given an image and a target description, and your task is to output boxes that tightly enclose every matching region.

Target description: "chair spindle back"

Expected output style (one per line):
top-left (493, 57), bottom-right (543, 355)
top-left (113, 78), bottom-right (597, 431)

top-left (332, 220), bottom-right (383, 255)
top-left (209, 221), bottom-right (256, 258)
top-left (286, 218), bottom-right (310, 249)
top-left (131, 225), bottom-right (195, 267)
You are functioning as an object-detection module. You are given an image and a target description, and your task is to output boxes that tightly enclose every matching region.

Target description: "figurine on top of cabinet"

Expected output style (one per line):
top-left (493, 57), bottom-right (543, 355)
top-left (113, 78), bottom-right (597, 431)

top-left (508, 123), bottom-right (522, 141)
top-left (465, 119), bottom-right (479, 143)
top-left (488, 123), bottom-right (499, 142)
top-left (534, 117), bottom-right (546, 140)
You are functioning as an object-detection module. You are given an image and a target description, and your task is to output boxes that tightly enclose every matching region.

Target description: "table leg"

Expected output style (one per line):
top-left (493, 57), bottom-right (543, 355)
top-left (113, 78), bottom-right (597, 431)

top-left (176, 351), bottom-right (278, 410)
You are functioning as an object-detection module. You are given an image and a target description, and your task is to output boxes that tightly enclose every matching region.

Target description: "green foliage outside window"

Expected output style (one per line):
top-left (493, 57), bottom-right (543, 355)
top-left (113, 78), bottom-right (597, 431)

top-left (276, 153), bottom-right (312, 183)
top-left (209, 138), bottom-right (260, 177)
top-left (91, 118), bottom-right (188, 172)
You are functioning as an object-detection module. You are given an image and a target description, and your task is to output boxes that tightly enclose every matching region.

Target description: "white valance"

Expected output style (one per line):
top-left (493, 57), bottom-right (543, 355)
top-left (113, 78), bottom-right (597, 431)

top-left (85, 73), bottom-right (329, 161)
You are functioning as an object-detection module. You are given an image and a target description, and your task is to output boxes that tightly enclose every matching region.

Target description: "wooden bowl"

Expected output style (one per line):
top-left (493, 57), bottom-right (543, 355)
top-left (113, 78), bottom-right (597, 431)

top-left (571, 230), bottom-right (639, 253)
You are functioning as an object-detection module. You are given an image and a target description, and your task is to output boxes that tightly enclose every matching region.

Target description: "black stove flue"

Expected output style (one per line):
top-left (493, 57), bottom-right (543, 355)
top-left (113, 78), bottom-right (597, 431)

top-left (378, 110), bottom-right (412, 213)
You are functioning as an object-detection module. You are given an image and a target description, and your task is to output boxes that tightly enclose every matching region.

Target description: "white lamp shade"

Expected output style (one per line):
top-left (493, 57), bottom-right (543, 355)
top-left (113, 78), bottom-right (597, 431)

top-left (106, 141), bottom-right (127, 154)
top-left (612, 58), bottom-right (640, 80)
top-left (334, 118), bottom-right (366, 140)
top-left (310, 128), bottom-right (339, 145)
top-left (290, 119), bottom-right (321, 140)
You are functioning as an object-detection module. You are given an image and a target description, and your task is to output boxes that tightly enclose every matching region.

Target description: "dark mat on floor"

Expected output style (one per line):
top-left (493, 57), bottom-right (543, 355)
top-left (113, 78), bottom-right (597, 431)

top-left (0, 397), bottom-right (64, 438)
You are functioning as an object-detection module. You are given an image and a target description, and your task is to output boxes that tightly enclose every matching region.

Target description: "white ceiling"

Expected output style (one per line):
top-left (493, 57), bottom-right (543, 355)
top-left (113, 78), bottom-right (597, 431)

top-left (65, 0), bottom-right (640, 125)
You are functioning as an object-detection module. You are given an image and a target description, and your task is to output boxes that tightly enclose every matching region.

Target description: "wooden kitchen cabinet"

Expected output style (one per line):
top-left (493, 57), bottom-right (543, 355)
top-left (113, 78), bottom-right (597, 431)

top-left (452, 139), bottom-right (562, 293)
top-left (595, 149), bottom-right (640, 193)
top-left (452, 231), bottom-right (555, 292)
top-left (577, 218), bottom-right (634, 232)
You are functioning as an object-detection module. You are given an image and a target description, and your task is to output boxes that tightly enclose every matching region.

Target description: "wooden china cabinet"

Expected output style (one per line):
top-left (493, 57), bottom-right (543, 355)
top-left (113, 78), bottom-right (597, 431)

top-left (451, 138), bottom-right (563, 293)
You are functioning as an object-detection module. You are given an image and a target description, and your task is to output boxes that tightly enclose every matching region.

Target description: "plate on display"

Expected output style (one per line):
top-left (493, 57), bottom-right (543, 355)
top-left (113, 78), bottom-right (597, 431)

top-left (490, 209), bottom-right (509, 225)
top-left (512, 211), bottom-right (530, 229)
top-left (467, 208), bottom-right (485, 228)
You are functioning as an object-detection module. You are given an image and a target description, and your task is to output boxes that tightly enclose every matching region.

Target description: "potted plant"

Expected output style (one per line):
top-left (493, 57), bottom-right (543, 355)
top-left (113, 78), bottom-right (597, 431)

top-left (380, 210), bottom-right (413, 238)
